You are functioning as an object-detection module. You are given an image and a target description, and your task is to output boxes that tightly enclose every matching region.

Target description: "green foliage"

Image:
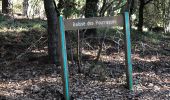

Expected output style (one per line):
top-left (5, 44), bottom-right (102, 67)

top-left (133, 0), bottom-right (170, 29)
top-left (14, 3), bottom-right (22, 10)
top-left (130, 29), bottom-right (164, 44)
top-left (97, 28), bottom-right (124, 38)
top-left (0, 15), bottom-right (6, 21)
top-left (0, 18), bottom-right (46, 33)
top-left (63, 5), bottom-right (80, 18)
top-left (59, 0), bottom-right (85, 18)
top-left (12, 0), bottom-right (23, 13)
top-left (32, 24), bottom-right (44, 31)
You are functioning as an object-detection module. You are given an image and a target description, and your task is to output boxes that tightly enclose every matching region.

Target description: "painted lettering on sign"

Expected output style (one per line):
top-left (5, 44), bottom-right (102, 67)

top-left (72, 20), bottom-right (116, 27)
top-left (64, 15), bottom-right (123, 30)
top-left (73, 22), bottom-right (86, 27)
top-left (95, 20), bottom-right (116, 25)
top-left (87, 21), bottom-right (94, 26)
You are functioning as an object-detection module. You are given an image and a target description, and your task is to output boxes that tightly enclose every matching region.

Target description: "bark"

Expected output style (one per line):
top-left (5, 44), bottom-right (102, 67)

top-left (44, 0), bottom-right (58, 64)
top-left (165, 1), bottom-right (170, 33)
top-left (99, 0), bottom-right (107, 16)
top-left (57, 0), bottom-right (64, 10)
top-left (23, 0), bottom-right (29, 16)
top-left (138, 0), bottom-right (144, 32)
top-left (85, 0), bottom-right (98, 17)
top-left (84, 0), bottom-right (99, 37)
top-left (137, 0), bottom-right (153, 33)
top-left (130, 0), bottom-right (135, 15)
top-left (2, 0), bottom-right (11, 14)
top-left (166, 13), bottom-right (170, 32)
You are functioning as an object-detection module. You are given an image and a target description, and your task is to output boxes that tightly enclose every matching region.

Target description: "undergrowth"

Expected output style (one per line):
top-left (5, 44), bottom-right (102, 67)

top-left (0, 17), bottom-right (46, 34)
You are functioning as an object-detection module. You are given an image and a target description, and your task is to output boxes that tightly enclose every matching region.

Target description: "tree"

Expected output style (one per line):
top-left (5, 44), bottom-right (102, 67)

top-left (99, 0), bottom-right (125, 16)
top-left (23, 0), bottom-right (29, 16)
top-left (57, 0), bottom-right (78, 19)
top-left (23, 0), bottom-right (28, 17)
top-left (2, 0), bottom-right (11, 14)
top-left (43, 0), bottom-right (59, 64)
top-left (163, 0), bottom-right (170, 33)
top-left (84, 0), bottom-right (99, 37)
top-left (85, 0), bottom-right (98, 17)
top-left (137, 0), bottom-right (153, 32)
top-left (130, 0), bottom-right (135, 15)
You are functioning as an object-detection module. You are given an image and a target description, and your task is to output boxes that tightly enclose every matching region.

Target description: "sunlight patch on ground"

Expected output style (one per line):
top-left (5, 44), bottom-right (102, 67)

top-left (132, 54), bottom-right (160, 62)
top-left (100, 52), bottom-right (125, 62)
top-left (32, 49), bottom-right (47, 54)
top-left (82, 49), bottom-right (125, 62)
top-left (0, 27), bottom-right (28, 34)
top-left (82, 49), bottom-right (98, 57)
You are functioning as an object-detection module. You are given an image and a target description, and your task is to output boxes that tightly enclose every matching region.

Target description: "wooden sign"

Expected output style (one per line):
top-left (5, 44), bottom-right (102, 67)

top-left (64, 15), bottom-right (124, 30)
top-left (57, 12), bottom-right (133, 100)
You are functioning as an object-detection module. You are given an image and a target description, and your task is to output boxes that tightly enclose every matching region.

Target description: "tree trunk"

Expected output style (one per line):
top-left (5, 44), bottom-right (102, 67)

top-left (85, 0), bottom-right (98, 17)
top-left (130, 0), bottom-right (135, 15)
top-left (23, 0), bottom-right (29, 16)
top-left (44, 0), bottom-right (58, 64)
top-left (84, 0), bottom-right (99, 37)
top-left (137, 0), bottom-right (153, 33)
top-left (165, 0), bottom-right (170, 33)
top-left (2, 0), bottom-right (10, 14)
top-left (138, 0), bottom-right (144, 33)
top-left (166, 13), bottom-right (170, 33)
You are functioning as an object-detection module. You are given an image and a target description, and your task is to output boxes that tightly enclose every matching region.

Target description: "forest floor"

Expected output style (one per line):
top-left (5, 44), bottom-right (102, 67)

top-left (0, 17), bottom-right (170, 100)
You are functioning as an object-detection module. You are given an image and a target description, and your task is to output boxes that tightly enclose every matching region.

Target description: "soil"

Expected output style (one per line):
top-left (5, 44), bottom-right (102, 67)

top-left (0, 28), bottom-right (170, 100)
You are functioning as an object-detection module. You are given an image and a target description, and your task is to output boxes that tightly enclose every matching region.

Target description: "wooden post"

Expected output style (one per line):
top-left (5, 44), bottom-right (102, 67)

top-left (77, 30), bottom-right (81, 73)
top-left (123, 12), bottom-right (133, 91)
top-left (57, 16), bottom-right (70, 100)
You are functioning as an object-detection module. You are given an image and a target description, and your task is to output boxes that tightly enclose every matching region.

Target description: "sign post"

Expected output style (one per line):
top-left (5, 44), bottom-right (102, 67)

top-left (57, 16), bottom-right (70, 100)
top-left (124, 12), bottom-right (133, 91)
top-left (57, 13), bottom-right (133, 100)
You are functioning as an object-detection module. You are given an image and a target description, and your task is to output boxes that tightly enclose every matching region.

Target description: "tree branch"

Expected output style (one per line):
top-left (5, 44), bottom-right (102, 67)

top-left (144, 0), bottom-right (154, 5)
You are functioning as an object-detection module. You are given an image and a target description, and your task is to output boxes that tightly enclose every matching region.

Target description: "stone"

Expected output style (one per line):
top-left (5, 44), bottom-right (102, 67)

top-left (31, 85), bottom-right (41, 93)
top-left (148, 83), bottom-right (154, 87)
top-left (154, 85), bottom-right (160, 91)
top-left (15, 90), bottom-right (24, 94)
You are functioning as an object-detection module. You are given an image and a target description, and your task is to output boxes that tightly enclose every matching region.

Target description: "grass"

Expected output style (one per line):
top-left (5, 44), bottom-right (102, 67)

top-left (0, 16), bottom-right (46, 37)
top-left (130, 29), bottom-right (166, 44)
top-left (0, 14), bottom-right (168, 49)
top-left (97, 27), bottom-right (124, 37)
top-left (0, 15), bottom-right (48, 51)
top-left (96, 27), bottom-right (165, 46)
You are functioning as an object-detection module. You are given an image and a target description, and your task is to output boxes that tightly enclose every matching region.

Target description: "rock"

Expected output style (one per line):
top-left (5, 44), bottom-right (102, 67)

top-left (94, 92), bottom-right (98, 95)
top-left (15, 90), bottom-right (24, 94)
top-left (31, 85), bottom-right (41, 93)
top-left (136, 85), bottom-right (143, 91)
top-left (154, 85), bottom-right (160, 91)
top-left (148, 83), bottom-right (154, 87)
top-left (81, 92), bottom-right (86, 95)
